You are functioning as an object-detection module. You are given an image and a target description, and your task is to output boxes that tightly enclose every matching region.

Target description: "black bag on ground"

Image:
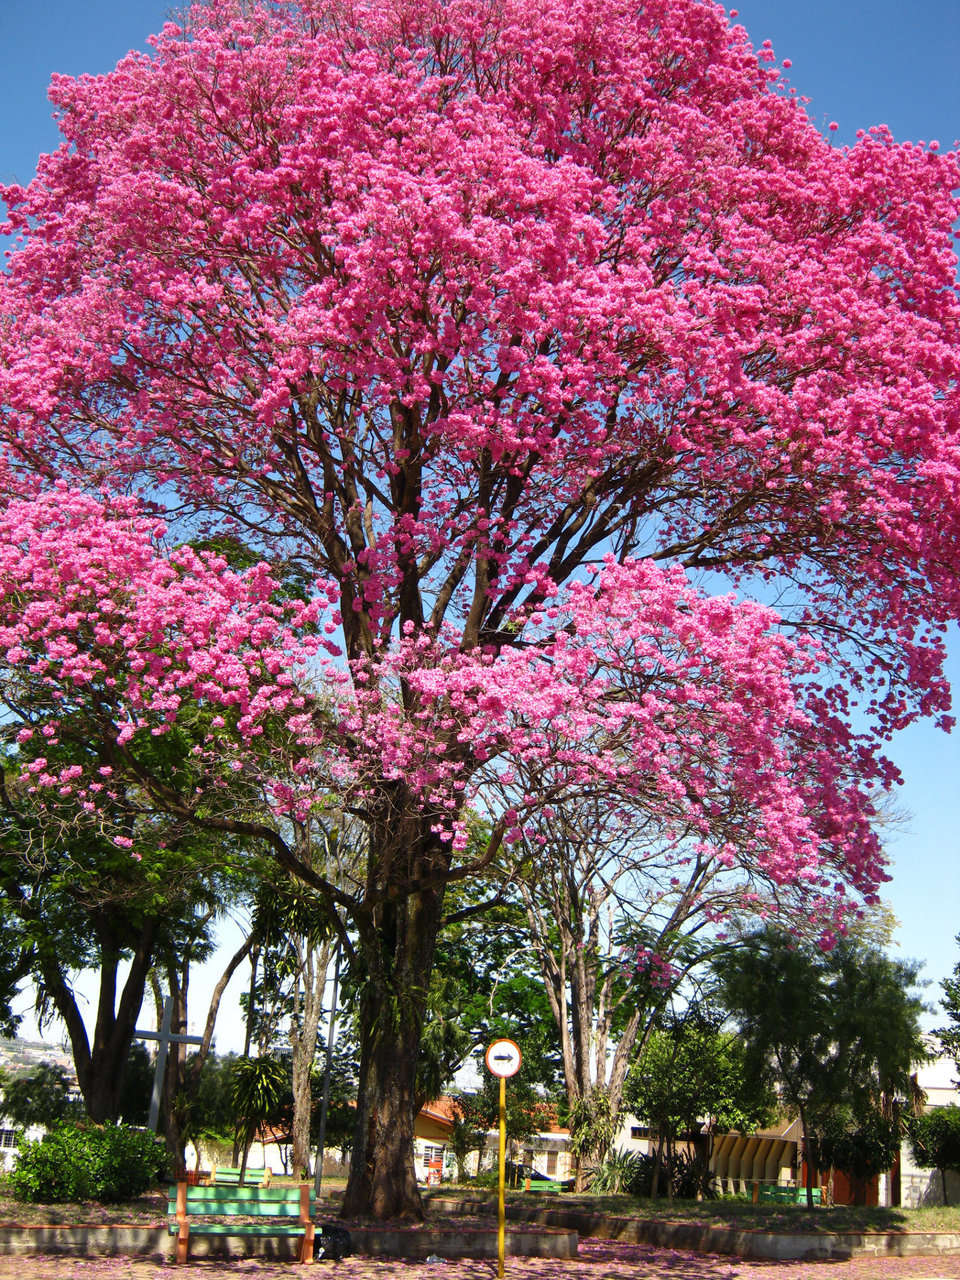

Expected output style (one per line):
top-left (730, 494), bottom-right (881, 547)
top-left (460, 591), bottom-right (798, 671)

top-left (314, 1223), bottom-right (354, 1261)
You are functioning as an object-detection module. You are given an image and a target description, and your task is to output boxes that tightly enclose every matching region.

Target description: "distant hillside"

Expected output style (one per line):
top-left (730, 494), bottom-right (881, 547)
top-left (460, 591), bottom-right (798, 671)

top-left (0, 1037), bottom-right (75, 1080)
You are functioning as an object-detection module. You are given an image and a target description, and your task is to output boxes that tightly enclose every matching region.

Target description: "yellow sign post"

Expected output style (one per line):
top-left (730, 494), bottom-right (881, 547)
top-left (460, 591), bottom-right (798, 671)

top-left (484, 1038), bottom-right (522, 1280)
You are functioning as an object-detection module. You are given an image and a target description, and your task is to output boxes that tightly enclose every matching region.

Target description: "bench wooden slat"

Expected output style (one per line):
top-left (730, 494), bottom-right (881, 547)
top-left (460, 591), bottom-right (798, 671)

top-left (172, 1192), bottom-right (308, 1213)
top-left (168, 1223), bottom-right (310, 1236)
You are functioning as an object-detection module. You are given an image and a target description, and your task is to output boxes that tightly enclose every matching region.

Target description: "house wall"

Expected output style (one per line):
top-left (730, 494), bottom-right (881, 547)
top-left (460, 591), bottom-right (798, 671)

top-left (0, 1123), bottom-right (43, 1172)
top-left (611, 1116), bottom-right (654, 1157)
top-left (518, 1132), bottom-right (574, 1181)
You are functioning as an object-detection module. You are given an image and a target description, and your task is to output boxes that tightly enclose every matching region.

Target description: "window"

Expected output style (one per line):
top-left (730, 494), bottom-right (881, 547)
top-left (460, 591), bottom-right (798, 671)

top-left (0, 1129), bottom-right (17, 1149)
top-left (630, 1126), bottom-right (650, 1140)
top-left (545, 1152), bottom-right (557, 1175)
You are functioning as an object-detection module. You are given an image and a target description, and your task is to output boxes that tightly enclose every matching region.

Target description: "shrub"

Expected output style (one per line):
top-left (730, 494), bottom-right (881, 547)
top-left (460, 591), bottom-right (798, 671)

top-left (589, 1148), bottom-right (646, 1194)
top-left (588, 1147), bottom-right (716, 1199)
top-left (9, 1122), bottom-right (168, 1203)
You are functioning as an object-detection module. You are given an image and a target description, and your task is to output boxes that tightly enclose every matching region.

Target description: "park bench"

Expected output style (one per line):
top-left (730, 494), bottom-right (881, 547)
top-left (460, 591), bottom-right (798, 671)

top-left (168, 1179), bottom-right (315, 1264)
top-left (523, 1176), bottom-right (565, 1193)
top-left (754, 1182), bottom-right (822, 1205)
top-left (209, 1164), bottom-right (272, 1185)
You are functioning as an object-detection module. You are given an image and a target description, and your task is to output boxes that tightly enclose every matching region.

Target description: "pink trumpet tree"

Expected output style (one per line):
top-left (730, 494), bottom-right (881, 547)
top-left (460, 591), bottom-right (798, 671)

top-left (1, 0), bottom-right (959, 1219)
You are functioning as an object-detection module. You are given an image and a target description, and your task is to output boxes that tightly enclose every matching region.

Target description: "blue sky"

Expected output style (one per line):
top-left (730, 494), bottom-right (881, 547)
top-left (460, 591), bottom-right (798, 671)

top-left (1, 0), bottom-right (959, 1048)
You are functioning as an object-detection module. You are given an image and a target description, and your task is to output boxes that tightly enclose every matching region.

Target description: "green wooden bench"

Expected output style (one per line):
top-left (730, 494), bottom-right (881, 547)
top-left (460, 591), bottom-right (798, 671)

top-left (756, 1183), bottom-right (822, 1205)
top-left (168, 1180), bottom-right (315, 1264)
top-left (210, 1164), bottom-right (272, 1185)
top-left (523, 1176), bottom-right (564, 1193)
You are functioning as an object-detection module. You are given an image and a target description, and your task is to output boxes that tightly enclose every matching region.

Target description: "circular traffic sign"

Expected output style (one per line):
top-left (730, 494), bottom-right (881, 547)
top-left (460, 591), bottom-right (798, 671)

top-left (485, 1038), bottom-right (522, 1078)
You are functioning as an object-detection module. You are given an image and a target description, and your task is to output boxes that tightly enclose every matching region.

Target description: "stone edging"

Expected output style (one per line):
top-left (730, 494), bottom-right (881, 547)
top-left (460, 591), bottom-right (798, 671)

top-left (0, 1224), bottom-right (168, 1260)
top-left (346, 1224), bottom-right (576, 1258)
top-left (428, 1196), bottom-right (960, 1262)
top-left (0, 1219), bottom-right (576, 1261)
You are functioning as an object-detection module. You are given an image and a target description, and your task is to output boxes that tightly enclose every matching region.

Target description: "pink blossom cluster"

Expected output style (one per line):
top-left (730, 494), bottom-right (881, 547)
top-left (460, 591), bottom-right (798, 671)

top-left (0, 489), bottom-right (885, 905)
top-left (0, 0), bottom-right (956, 918)
top-left (631, 948), bottom-right (680, 991)
top-left (0, 489), bottom-right (338, 823)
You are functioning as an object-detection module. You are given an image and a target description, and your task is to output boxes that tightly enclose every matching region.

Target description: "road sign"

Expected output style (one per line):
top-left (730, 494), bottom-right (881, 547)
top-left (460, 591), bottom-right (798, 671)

top-left (485, 1038), bottom-right (522, 1279)
top-left (485, 1038), bottom-right (522, 1078)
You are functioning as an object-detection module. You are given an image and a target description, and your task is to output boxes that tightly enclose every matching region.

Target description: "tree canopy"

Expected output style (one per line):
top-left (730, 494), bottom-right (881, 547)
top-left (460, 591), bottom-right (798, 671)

top-left (908, 1106), bottom-right (960, 1207)
top-left (1, 0), bottom-right (959, 1219)
top-left (937, 935), bottom-right (960, 1082)
top-left (714, 930), bottom-right (928, 1206)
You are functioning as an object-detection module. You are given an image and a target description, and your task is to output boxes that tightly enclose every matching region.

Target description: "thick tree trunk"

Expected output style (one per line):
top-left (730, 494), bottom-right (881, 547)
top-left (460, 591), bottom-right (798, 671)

top-left (341, 846), bottom-right (446, 1222)
top-left (40, 922), bottom-right (156, 1122)
top-left (343, 1004), bottom-right (425, 1219)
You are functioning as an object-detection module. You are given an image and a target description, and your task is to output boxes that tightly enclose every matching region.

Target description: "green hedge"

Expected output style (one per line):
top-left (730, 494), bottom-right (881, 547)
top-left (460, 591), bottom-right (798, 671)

top-left (9, 1122), bottom-right (168, 1203)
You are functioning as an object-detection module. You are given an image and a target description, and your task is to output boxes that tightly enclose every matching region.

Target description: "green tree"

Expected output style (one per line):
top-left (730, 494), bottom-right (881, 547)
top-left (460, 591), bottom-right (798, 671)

top-left (189, 1052), bottom-right (240, 1143)
top-left (908, 1106), bottom-right (960, 1206)
top-left (230, 1055), bottom-right (289, 1183)
top-left (254, 878), bottom-right (338, 1178)
top-left (116, 1043), bottom-right (154, 1127)
top-left (455, 1074), bottom-right (544, 1175)
top-left (0, 1062), bottom-right (81, 1129)
top-left (506, 788), bottom-right (781, 1182)
top-left (936, 935), bottom-right (960, 1082)
top-left (0, 911), bottom-right (28, 1039)
top-left (714, 930), bottom-right (928, 1208)
top-left (165, 1050), bottom-right (242, 1171)
top-left (0, 713), bottom-right (259, 1124)
top-left (309, 1047), bottom-right (357, 1160)
top-left (417, 870), bottom-right (563, 1106)
top-left (625, 1005), bottom-right (772, 1198)
top-left (817, 1108), bottom-right (902, 1203)
top-left (567, 1086), bottom-right (616, 1187)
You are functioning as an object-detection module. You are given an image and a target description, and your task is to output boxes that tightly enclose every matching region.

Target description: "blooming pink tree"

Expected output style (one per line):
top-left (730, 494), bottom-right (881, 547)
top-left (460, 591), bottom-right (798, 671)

top-left (1, 0), bottom-right (959, 1219)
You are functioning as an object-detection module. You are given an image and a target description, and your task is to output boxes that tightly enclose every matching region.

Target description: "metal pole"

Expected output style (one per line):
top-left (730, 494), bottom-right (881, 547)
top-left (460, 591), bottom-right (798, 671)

top-left (314, 943), bottom-right (341, 1198)
top-left (497, 1073), bottom-right (506, 1280)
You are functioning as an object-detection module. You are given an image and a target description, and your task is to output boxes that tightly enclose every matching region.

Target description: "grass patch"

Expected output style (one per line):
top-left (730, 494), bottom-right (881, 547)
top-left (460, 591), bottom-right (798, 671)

top-left (3, 1173), bottom-right (960, 1236)
top-left (427, 1186), bottom-right (960, 1235)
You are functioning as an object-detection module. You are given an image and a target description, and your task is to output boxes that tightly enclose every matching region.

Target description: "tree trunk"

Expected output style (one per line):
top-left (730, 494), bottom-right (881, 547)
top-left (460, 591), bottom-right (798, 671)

top-left (651, 1132), bottom-right (664, 1199)
top-left (341, 855), bottom-right (446, 1222)
top-left (287, 932), bottom-right (331, 1178)
top-left (40, 921), bottom-right (156, 1122)
top-left (800, 1109), bottom-right (817, 1211)
top-left (290, 1017), bottom-right (314, 1179)
top-left (343, 1003), bottom-right (424, 1219)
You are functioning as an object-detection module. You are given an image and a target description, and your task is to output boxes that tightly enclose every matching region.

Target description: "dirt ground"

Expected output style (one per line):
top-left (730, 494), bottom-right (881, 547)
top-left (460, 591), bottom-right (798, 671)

top-left (1, 1236), bottom-right (959, 1280)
